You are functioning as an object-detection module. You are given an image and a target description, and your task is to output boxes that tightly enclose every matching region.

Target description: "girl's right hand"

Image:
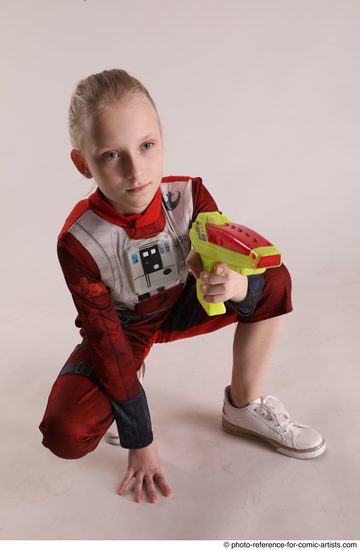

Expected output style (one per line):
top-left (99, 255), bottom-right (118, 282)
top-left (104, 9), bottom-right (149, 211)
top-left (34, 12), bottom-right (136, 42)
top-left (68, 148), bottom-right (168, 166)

top-left (118, 440), bottom-right (172, 504)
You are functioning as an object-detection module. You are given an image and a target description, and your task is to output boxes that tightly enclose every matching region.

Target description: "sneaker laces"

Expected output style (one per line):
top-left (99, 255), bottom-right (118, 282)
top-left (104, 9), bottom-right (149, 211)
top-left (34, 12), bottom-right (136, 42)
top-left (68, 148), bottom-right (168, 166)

top-left (257, 395), bottom-right (295, 433)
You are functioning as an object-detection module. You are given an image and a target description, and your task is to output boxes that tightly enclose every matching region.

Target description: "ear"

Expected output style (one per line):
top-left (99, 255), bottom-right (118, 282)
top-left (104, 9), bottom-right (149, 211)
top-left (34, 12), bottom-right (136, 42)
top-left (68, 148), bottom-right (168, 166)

top-left (70, 149), bottom-right (93, 179)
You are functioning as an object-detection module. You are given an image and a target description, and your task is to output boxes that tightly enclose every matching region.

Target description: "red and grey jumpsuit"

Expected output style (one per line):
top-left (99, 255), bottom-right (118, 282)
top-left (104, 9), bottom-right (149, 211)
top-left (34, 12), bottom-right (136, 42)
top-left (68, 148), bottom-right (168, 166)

top-left (39, 176), bottom-right (293, 458)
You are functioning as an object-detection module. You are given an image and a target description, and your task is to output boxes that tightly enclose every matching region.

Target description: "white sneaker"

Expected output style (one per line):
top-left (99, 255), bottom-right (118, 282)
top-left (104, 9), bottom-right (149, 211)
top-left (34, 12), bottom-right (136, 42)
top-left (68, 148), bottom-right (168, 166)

top-left (222, 386), bottom-right (326, 459)
top-left (103, 427), bottom-right (120, 446)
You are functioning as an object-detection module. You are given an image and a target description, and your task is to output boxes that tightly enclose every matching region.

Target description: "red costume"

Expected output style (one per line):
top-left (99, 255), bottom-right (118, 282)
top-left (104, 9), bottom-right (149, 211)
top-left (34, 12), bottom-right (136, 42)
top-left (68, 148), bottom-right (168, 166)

top-left (39, 176), bottom-right (293, 457)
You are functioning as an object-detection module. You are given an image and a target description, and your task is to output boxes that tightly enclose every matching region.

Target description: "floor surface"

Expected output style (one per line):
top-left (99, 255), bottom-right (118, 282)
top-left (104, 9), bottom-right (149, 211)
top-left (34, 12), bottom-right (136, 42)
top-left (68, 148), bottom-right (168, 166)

top-left (1, 271), bottom-right (359, 541)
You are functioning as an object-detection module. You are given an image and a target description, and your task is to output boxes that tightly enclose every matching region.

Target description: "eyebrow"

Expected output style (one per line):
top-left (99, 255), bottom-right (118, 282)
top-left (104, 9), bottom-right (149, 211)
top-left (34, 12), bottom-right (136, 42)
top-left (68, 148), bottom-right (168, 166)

top-left (95, 134), bottom-right (157, 153)
top-left (139, 134), bottom-right (155, 142)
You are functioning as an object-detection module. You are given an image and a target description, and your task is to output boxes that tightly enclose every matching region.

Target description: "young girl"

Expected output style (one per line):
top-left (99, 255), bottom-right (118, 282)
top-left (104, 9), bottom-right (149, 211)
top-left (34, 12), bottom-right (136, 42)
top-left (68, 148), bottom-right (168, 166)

top-left (39, 68), bottom-right (326, 505)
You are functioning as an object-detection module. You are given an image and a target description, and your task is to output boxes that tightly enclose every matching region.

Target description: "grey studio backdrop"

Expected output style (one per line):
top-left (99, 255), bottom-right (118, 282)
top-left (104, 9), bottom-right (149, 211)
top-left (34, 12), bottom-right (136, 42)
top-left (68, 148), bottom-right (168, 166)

top-left (1, 0), bottom-right (359, 541)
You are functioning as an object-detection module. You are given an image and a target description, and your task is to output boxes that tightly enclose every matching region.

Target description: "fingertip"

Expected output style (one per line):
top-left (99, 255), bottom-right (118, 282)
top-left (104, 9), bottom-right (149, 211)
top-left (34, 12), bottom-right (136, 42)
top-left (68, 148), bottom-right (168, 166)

top-left (163, 486), bottom-right (172, 497)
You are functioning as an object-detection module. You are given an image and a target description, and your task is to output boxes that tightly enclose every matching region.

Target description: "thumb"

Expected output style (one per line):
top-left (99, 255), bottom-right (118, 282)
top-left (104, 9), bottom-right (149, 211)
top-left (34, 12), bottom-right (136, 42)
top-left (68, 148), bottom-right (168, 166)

top-left (214, 262), bottom-right (228, 275)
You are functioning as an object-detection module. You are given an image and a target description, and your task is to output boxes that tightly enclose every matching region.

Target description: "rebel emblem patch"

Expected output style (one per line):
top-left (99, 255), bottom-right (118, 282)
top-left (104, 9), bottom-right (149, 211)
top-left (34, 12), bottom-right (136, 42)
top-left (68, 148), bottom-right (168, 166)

top-left (163, 191), bottom-right (181, 211)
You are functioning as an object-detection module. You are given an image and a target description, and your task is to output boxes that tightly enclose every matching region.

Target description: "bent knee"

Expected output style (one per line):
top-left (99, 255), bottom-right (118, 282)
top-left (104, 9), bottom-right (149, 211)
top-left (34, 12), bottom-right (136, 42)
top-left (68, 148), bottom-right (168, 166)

top-left (243, 263), bottom-right (293, 322)
top-left (39, 415), bottom-right (101, 460)
top-left (264, 263), bottom-right (292, 295)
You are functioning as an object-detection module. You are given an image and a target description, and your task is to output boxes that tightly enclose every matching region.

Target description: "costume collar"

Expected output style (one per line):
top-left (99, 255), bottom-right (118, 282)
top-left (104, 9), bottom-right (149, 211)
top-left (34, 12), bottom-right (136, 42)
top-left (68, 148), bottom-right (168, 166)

top-left (88, 186), bottom-right (162, 229)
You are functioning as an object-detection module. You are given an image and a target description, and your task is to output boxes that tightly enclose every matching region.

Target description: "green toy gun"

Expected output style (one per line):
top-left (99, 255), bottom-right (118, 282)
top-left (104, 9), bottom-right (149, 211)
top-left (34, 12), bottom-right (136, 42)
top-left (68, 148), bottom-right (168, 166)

top-left (189, 212), bottom-right (282, 316)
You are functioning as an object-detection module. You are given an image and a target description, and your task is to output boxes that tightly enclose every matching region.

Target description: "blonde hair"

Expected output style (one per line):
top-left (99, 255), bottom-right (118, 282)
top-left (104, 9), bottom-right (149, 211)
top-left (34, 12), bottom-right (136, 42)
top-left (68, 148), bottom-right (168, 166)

top-left (68, 68), bottom-right (161, 152)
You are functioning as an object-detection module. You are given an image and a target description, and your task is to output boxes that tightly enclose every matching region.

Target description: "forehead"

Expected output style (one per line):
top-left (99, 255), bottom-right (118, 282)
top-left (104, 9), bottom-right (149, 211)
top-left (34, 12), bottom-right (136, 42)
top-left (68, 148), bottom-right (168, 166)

top-left (86, 96), bottom-right (160, 149)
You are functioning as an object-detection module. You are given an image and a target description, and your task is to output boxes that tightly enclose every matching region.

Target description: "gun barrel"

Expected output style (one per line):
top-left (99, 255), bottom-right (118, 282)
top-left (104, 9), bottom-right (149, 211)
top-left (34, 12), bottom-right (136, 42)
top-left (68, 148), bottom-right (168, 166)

top-left (206, 222), bottom-right (271, 253)
top-left (190, 218), bottom-right (282, 272)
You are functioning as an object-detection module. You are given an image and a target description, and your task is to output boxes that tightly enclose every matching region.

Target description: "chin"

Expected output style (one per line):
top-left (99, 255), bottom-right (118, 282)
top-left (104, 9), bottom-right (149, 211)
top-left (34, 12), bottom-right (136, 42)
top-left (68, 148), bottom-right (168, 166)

top-left (139, 185), bottom-right (159, 205)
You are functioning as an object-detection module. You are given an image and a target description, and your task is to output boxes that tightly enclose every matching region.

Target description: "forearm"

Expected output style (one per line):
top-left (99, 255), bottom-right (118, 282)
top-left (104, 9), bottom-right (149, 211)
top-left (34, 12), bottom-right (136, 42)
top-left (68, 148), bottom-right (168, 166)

top-left (110, 385), bottom-right (153, 449)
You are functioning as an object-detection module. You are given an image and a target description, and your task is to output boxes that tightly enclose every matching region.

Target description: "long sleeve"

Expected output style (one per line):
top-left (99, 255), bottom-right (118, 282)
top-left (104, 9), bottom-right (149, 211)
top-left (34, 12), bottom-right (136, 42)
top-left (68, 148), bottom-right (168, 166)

top-left (191, 176), bottom-right (219, 220)
top-left (57, 232), bottom-right (153, 449)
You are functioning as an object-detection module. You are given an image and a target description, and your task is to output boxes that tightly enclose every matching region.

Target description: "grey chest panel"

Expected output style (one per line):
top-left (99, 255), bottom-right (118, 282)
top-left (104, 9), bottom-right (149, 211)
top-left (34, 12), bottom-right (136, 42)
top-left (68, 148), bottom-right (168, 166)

top-left (68, 180), bottom-right (193, 310)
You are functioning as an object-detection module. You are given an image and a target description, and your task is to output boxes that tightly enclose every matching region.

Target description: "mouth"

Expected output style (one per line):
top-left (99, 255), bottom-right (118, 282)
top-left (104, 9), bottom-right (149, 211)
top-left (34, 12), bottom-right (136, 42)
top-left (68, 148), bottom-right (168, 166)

top-left (126, 183), bottom-right (150, 193)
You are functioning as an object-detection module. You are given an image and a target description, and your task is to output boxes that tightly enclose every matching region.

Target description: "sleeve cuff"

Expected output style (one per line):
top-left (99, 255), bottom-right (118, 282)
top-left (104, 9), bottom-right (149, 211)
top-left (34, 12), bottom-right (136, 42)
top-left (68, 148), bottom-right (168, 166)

top-left (225, 273), bottom-right (265, 317)
top-left (110, 384), bottom-right (153, 449)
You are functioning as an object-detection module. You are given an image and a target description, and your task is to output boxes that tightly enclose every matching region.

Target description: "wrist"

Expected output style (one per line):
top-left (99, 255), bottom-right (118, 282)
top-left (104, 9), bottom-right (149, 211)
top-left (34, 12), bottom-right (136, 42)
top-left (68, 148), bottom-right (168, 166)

top-left (230, 276), bottom-right (249, 303)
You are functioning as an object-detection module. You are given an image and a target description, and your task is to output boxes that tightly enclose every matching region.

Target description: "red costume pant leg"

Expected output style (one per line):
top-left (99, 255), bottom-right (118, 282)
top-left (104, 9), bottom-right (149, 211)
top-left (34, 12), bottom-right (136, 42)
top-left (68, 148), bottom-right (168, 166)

top-left (39, 344), bottom-right (114, 459)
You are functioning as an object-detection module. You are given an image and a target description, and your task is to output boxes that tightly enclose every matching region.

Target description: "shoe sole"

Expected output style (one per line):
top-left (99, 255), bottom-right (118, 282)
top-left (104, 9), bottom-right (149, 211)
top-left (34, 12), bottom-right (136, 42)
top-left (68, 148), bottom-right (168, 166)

top-left (222, 418), bottom-right (326, 459)
top-left (104, 432), bottom-right (120, 446)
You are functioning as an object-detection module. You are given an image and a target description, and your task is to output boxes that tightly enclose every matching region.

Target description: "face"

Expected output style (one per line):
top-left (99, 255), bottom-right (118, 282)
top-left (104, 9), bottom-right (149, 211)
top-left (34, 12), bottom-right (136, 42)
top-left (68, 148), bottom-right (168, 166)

top-left (73, 94), bottom-right (164, 215)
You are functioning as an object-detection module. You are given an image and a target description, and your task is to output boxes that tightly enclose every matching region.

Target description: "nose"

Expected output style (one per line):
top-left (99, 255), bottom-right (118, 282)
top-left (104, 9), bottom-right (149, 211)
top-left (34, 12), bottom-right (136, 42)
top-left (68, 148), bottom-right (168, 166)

top-left (123, 154), bottom-right (144, 183)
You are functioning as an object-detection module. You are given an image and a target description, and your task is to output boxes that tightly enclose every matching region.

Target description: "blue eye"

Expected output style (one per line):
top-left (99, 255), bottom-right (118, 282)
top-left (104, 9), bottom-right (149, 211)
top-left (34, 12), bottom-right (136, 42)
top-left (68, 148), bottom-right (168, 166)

top-left (103, 151), bottom-right (120, 160)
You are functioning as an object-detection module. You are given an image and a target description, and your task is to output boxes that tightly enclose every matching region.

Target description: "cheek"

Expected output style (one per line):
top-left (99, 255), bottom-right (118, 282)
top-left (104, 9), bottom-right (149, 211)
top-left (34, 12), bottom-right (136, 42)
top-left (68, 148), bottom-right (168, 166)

top-left (153, 153), bottom-right (164, 172)
top-left (95, 162), bottom-right (117, 179)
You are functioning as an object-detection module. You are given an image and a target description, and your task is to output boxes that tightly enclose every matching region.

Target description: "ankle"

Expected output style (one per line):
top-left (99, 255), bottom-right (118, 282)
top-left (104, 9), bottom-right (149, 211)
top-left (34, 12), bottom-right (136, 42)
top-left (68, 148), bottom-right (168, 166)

top-left (229, 389), bottom-right (250, 409)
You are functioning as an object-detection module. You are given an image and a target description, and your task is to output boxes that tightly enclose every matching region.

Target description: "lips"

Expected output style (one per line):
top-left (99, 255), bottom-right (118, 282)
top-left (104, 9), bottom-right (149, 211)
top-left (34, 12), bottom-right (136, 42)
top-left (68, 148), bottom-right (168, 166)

top-left (126, 183), bottom-right (150, 193)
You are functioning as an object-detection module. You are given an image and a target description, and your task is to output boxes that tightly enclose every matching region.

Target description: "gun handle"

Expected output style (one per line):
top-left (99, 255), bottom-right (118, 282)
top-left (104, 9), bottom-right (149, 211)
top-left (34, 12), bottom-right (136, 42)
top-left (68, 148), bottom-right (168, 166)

top-left (196, 278), bottom-right (226, 316)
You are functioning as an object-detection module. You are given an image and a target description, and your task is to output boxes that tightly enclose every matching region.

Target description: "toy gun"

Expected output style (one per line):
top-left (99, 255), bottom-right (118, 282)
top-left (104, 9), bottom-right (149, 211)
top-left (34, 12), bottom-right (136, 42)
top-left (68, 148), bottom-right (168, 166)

top-left (189, 212), bottom-right (282, 316)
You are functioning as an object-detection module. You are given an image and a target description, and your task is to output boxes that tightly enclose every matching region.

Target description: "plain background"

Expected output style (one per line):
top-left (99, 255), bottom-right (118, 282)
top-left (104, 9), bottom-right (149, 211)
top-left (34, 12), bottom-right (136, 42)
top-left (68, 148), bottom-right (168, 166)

top-left (1, 0), bottom-right (359, 541)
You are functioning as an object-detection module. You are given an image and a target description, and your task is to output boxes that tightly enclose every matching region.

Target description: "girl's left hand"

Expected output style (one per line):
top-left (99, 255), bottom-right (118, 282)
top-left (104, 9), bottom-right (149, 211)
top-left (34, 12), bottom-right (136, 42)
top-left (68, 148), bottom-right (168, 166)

top-left (199, 262), bottom-right (249, 304)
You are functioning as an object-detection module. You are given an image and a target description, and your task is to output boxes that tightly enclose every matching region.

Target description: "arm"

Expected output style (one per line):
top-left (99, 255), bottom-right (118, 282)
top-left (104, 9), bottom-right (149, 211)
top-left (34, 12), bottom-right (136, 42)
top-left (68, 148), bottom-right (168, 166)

top-left (58, 233), bottom-right (173, 502)
top-left (57, 232), bottom-right (153, 449)
top-left (189, 178), bottom-right (265, 315)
